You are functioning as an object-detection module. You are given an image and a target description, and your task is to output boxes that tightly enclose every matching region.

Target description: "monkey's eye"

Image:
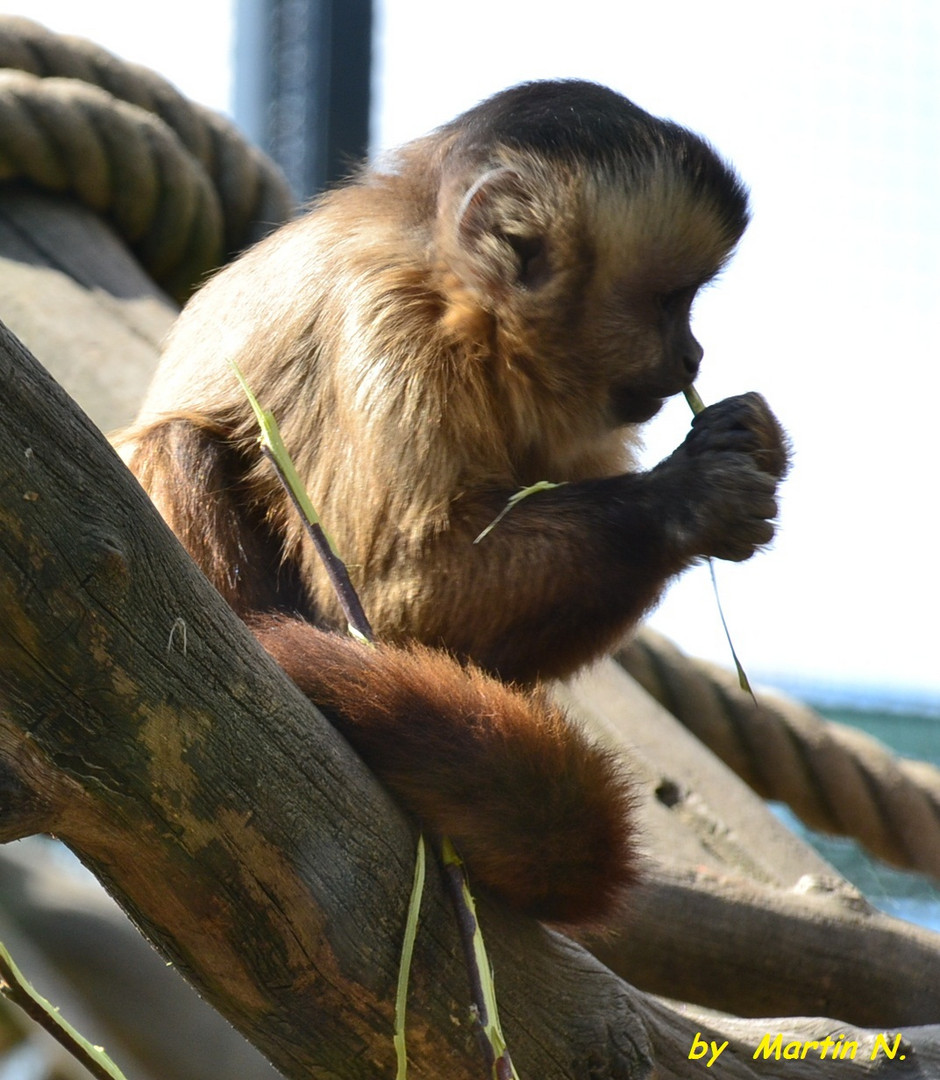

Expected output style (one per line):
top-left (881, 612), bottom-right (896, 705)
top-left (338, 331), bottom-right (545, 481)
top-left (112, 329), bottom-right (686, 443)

top-left (499, 232), bottom-right (549, 289)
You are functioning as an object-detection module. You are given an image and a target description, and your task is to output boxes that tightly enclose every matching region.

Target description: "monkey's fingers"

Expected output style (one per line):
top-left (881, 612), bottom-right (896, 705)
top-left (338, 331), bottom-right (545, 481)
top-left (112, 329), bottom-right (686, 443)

top-left (688, 392), bottom-right (790, 479)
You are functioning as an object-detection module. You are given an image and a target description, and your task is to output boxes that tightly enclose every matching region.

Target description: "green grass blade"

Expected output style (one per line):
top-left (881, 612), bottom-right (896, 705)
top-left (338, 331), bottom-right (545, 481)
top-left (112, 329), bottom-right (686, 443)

top-left (683, 385), bottom-right (756, 700)
top-left (474, 481), bottom-right (567, 543)
top-left (394, 834), bottom-right (427, 1080)
top-left (230, 360), bottom-right (335, 545)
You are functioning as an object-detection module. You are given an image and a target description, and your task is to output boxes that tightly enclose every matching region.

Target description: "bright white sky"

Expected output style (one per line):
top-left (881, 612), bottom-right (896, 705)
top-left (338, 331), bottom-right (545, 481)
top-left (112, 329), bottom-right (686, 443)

top-left (16, 1), bottom-right (940, 707)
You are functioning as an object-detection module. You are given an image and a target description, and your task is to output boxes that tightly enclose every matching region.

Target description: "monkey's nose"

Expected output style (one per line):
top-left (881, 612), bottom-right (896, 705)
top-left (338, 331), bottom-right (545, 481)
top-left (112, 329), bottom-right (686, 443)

top-left (683, 338), bottom-right (704, 377)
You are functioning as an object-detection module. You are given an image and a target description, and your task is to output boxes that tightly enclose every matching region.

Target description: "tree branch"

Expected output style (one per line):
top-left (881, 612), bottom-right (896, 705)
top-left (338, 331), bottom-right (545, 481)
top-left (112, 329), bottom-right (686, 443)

top-left (0, 321), bottom-right (654, 1076)
top-left (1, 317), bottom-right (939, 1078)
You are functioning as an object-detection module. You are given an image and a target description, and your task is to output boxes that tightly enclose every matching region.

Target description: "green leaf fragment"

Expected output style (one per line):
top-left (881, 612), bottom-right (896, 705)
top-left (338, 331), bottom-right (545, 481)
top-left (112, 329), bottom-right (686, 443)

top-left (474, 481), bottom-right (567, 543)
top-left (440, 839), bottom-right (520, 1080)
top-left (683, 385), bottom-right (706, 415)
top-left (229, 359), bottom-right (340, 554)
top-left (394, 834), bottom-right (427, 1080)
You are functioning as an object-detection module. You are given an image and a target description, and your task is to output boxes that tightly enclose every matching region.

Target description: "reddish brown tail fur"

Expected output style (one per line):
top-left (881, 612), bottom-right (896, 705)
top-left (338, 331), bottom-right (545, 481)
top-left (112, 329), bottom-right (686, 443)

top-left (249, 614), bottom-right (639, 925)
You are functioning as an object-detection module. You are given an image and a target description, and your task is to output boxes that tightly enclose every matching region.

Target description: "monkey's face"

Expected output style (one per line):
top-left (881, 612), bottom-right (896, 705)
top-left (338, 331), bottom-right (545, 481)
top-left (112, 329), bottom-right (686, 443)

top-left (576, 176), bottom-right (743, 427)
top-left (437, 160), bottom-right (741, 432)
top-left (586, 281), bottom-right (704, 425)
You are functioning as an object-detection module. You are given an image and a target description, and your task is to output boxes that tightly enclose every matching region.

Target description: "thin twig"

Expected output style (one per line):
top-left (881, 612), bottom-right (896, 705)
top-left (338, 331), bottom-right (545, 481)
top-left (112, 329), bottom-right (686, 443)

top-left (441, 840), bottom-right (520, 1080)
top-left (260, 445), bottom-right (373, 642)
top-left (683, 385), bottom-right (706, 415)
top-left (0, 941), bottom-right (129, 1080)
top-left (230, 359), bottom-right (373, 640)
top-left (474, 480), bottom-right (566, 544)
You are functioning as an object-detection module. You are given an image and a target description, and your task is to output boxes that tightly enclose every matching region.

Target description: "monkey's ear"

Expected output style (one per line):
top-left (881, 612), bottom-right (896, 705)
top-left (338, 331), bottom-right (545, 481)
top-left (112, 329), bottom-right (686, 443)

top-left (450, 168), bottom-right (551, 292)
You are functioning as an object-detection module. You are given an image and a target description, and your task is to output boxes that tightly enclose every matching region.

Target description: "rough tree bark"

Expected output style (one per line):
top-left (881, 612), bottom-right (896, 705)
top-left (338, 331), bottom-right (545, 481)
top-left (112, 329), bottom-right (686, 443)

top-left (1, 319), bottom-right (940, 1078)
top-left (0, 319), bottom-right (648, 1077)
top-left (561, 664), bottom-right (940, 1027)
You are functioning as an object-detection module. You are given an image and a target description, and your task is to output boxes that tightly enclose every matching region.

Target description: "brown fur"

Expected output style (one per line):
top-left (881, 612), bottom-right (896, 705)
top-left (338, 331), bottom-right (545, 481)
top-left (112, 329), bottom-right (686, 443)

top-left (249, 614), bottom-right (637, 924)
top-left (117, 81), bottom-right (786, 682)
top-left (116, 81), bottom-right (790, 921)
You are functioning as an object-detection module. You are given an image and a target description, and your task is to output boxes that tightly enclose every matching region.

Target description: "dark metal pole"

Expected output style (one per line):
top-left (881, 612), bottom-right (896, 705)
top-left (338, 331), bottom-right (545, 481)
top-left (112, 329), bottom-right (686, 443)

top-left (234, 0), bottom-right (373, 202)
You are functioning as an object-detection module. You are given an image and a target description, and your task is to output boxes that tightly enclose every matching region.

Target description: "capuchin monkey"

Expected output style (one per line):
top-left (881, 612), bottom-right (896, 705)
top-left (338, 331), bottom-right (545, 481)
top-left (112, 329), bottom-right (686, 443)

top-left (118, 80), bottom-right (789, 924)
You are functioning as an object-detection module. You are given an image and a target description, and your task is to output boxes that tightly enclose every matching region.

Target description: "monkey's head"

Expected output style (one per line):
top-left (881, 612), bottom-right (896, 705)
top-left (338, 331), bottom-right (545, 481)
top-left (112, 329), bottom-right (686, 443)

top-left (424, 80), bottom-right (749, 428)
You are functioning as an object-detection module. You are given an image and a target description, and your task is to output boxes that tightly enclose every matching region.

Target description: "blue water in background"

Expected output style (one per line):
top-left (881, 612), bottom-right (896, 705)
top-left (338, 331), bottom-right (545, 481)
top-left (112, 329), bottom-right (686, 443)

top-left (777, 697), bottom-right (940, 932)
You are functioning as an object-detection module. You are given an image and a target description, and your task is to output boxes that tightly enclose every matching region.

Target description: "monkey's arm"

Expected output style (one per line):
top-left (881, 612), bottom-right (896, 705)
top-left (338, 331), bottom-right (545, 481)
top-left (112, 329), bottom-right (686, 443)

top-left (407, 393), bottom-right (789, 682)
top-left (120, 394), bottom-right (787, 683)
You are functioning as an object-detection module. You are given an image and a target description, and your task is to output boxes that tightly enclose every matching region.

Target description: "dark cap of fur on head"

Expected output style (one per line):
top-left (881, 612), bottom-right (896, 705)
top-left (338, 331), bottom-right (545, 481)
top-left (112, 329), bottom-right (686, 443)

top-left (444, 79), bottom-right (750, 241)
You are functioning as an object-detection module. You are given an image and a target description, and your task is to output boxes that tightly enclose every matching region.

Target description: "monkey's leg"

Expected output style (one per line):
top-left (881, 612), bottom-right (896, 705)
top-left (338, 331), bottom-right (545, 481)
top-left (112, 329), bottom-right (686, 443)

top-left (121, 419), bottom-right (305, 615)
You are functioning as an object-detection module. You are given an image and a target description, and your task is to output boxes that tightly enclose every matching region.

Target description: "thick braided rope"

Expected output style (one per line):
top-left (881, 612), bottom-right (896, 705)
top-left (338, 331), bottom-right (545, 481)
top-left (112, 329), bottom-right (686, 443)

top-left (619, 628), bottom-right (940, 881)
top-left (0, 16), bottom-right (295, 299)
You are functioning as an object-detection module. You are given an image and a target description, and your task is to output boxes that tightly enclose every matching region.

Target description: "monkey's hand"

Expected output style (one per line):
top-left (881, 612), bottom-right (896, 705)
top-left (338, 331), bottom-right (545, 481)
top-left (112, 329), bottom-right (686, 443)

top-left (652, 391), bottom-right (790, 563)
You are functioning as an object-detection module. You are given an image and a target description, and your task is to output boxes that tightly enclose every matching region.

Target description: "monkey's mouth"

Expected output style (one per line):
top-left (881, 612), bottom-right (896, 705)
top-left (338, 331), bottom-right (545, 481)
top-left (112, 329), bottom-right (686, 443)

top-left (608, 388), bottom-right (665, 425)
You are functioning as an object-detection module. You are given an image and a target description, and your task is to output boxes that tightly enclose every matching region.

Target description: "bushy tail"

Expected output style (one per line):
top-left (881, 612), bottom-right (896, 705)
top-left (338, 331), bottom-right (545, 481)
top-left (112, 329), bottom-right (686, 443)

top-left (249, 614), bottom-right (639, 925)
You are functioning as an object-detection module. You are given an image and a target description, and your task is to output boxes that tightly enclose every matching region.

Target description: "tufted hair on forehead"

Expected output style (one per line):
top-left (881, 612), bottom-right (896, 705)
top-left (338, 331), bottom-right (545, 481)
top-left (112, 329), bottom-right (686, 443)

top-left (441, 79), bottom-right (748, 233)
